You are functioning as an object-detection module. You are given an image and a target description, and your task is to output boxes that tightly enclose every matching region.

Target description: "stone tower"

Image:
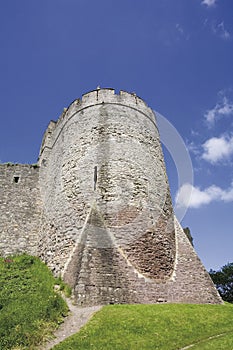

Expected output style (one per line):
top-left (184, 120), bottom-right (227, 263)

top-left (0, 88), bottom-right (222, 305)
top-left (37, 88), bottom-right (221, 305)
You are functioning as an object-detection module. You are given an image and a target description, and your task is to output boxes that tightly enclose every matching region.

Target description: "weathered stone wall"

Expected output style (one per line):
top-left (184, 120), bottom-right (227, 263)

top-left (64, 214), bottom-right (222, 305)
top-left (0, 164), bottom-right (42, 256)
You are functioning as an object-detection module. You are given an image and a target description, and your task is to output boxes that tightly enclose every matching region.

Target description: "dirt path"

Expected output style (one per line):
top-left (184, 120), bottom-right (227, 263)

top-left (41, 297), bottom-right (102, 350)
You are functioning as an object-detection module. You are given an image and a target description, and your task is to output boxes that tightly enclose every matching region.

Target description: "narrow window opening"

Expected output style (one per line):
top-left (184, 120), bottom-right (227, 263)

top-left (13, 176), bottom-right (20, 183)
top-left (94, 166), bottom-right (97, 191)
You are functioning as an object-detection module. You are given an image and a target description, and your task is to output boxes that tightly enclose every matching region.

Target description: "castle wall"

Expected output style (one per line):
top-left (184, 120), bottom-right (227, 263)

top-left (0, 88), bottom-right (222, 305)
top-left (0, 164), bottom-right (42, 256)
top-left (166, 218), bottom-right (222, 303)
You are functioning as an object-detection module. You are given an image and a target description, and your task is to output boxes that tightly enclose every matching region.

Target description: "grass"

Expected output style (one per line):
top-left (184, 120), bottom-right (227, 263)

top-left (1, 255), bottom-right (233, 349)
top-left (191, 332), bottom-right (233, 349)
top-left (0, 254), bottom-right (69, 350)
top-left (53, 303), bottom-right (233, 350)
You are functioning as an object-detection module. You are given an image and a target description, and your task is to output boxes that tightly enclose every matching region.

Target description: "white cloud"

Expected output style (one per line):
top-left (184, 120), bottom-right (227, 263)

top-left (212, 21), bottom-right (231, 40)
top-left (176, 182), bottom-right (233, 209)
top-left (202, 0), bottom-right (217, 7)
top-left (202, 135), bottom-right (233, 163)
top-left (204, 96), bottom-right (233, 126)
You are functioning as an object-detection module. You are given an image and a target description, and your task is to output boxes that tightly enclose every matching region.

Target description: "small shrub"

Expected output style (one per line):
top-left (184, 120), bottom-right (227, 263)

top-left (55, 276), bottom-right (72, 297)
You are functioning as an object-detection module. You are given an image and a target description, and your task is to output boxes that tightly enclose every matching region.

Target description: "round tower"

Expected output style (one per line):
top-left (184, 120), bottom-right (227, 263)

top-left (37, 88), bottom-right (222, 305)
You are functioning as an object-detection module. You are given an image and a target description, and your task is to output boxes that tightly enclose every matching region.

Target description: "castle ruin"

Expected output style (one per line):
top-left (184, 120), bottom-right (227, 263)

top-left (0, 88), bottom-right (222, 305)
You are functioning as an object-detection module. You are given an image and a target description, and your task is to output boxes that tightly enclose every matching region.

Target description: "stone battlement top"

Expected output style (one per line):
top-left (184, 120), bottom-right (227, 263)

top-left (61, 88), bottom-right (155, 123)
top-left (39, 88), bottom-right (156, 158)
top-left (81, 88), bottom-right (146, 106)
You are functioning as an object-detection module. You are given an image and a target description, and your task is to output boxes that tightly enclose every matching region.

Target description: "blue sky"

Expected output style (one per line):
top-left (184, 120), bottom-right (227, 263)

top-left (0, 0), bottom-right (232, 271)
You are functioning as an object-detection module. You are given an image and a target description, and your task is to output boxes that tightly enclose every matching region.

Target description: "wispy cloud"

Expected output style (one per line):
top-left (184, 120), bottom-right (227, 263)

top-left (186, 140), bottom-right (200, 156)
top-left (201, 0), bottom-right (217, 7)
top-left (204, 95), bottom-right (233, 127)
top-left (176, 182), bottom-right (233, 209)
top-left (202, 135), bottom-right (233, 163)
top-left (176, 24), bottom-right (184, 35)
top-left (175, 23), bottom-right (190, 41)
top-left (212, 21), bottom-right (231, 40)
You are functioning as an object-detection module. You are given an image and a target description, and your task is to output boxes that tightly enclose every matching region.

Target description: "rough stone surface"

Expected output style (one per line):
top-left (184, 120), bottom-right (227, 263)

top-left (0, 88), bottom-right (222, 305)
top-left (0, 164), bottom-right (41, 256)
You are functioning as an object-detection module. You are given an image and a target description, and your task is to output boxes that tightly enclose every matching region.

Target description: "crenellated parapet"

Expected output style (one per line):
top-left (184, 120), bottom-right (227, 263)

top-left (38, 88), bottom-right (157, 165)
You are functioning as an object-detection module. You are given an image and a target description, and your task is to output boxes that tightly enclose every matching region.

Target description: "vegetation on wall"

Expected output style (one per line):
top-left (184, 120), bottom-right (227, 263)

top-left (183, 227), bottom-right (194, 246)
top-left (0, 254), bottom-right (68, 350)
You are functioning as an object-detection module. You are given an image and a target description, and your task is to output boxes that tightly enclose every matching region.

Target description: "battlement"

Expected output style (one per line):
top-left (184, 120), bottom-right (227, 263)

top-left (80, 88), bottom-right (148, 108)
top-left (39, 88), bottom-right (156, 160)
top-left (60, 88), bottom-right (156, 126)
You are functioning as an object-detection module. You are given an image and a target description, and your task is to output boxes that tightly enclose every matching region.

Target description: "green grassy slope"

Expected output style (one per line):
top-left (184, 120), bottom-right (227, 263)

top-left (1, 255), bottom-right (233, 350)
top-left (0, 254), bottom-right (68, 350)
top-left (53, 303), bottom-right (233, 350)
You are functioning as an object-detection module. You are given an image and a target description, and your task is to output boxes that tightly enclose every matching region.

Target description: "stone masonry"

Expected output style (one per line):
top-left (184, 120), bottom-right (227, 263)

top-left (0, 88), bottom-right (222, 305)
top-left (0, 164), bottom-right (41, 256)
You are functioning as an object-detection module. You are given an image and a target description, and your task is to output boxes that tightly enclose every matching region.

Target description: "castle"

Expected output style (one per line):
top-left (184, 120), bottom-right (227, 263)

top-left (0, 88), bottom-right (222, 305)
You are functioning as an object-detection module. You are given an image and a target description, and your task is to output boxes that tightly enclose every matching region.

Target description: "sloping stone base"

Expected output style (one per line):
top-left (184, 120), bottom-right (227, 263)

top-left (63, 208), bottom-right (222, 305)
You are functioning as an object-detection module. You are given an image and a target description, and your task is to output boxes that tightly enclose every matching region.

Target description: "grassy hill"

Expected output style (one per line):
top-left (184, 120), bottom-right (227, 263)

top-left (0, 254), bottom-right (69, 350)
top-left (1, 254), bottom-right (233, 349)
top-left (53, 303), bottom-right (233, 350)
